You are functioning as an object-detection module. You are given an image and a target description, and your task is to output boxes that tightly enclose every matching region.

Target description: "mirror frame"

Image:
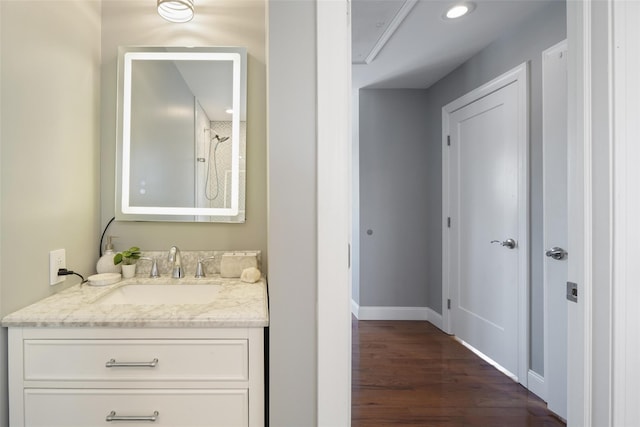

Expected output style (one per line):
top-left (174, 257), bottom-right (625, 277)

top-left (115, 46), bottom-right (247, 222)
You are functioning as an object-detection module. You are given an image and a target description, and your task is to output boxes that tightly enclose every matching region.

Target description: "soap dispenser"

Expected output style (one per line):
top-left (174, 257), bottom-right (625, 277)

top-left (96, 236), bottom-right (121, 274)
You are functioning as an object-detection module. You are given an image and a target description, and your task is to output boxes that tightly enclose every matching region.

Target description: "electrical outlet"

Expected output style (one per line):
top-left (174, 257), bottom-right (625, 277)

top-left (49, 249), bottom-right (66, 286)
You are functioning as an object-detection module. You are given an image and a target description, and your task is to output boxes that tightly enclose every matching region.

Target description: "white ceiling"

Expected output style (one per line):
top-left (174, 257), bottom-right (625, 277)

top-left (352, 0), bottom-right (556, 89)
top-left (174, 60), bottom-right (234, 121)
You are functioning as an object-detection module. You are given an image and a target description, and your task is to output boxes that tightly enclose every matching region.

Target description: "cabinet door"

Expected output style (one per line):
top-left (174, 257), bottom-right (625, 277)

top-left (24, 389), bottom-right (248, 427)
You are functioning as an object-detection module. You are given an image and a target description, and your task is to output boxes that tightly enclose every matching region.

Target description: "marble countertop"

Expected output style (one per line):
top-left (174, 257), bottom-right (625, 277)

top-left (1, 276), bottom-right (269, 328)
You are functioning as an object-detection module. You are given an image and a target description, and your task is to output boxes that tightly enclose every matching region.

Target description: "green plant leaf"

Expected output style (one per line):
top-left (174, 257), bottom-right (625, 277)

top-left (114, 246), bottom-right (141, 265)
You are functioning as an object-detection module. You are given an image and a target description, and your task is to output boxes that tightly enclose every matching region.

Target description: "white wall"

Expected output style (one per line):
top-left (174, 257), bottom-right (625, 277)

top-left (0, 2), bottom-right (102, 426)
top-left (100, 0), bottom-right (267, 257)
top-left (267, 1), bottom-right (318, 424)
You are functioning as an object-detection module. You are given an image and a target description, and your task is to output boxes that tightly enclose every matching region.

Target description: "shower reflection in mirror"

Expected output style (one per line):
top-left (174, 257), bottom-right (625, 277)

top-left (195, 117), bottom-right (246, 222)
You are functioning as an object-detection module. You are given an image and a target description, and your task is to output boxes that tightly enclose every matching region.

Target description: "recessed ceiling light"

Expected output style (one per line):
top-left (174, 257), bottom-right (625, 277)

top-left (444, 2), bottom-right (475, 20)
top-left (225, 108), bottom-right (234, 114)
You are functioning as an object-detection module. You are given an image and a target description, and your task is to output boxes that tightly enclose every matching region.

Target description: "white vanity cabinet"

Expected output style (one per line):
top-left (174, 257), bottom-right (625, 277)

top-left (7, 327), bottom-right (265, 427)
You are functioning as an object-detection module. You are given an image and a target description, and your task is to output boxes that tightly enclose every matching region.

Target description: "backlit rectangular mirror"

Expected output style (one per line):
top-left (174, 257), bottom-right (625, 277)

top-left (115, 46), bottom-right (247, 222)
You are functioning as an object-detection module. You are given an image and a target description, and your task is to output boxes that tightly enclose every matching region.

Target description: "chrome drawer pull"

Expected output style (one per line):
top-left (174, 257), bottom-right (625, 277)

top-left (105, 358), bottom-right (159, 368)
top-left (106, 410), bottom-right (159, 422)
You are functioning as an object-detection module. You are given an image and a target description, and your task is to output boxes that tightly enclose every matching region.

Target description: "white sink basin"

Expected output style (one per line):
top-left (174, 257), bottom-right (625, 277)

top-left (95, 284), bottom-right (222, 305)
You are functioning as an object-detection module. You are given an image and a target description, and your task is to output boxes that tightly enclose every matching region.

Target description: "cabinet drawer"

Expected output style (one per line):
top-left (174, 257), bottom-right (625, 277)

top-left (24, 389), bottom-right (248, 427)
top-left (24, 339), bottom-right (248, 382)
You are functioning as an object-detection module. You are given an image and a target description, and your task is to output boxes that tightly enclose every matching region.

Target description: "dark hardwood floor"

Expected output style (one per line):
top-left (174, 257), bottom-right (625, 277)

top-left (352, 319), bottom-right (566, 427)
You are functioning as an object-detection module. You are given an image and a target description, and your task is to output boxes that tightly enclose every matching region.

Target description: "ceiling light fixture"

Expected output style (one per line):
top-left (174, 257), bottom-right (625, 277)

top-left (157, 0), bottom-right (194, 23)
top-left (444, 2), bottom-right (475, 20)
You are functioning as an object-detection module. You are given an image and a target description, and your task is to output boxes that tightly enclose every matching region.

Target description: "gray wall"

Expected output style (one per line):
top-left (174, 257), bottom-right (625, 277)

top-left (422, 1), bottom-right (566, 374)
top-left (267, 1), bottom-right (318, 424)
top-left (358, 89), bottom-right (438, 307)
top-left (0, 2), bottom-right (102, 426)
top-left (100, 1), bottom-right (267, 258)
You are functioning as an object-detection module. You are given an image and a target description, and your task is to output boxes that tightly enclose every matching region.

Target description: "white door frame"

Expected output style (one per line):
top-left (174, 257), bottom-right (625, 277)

top-left (566, 3), bottom-right (592, 424)
top-left (442, 62), bottom-right (529, 385)
top-left (612, 1), bottom-right (640, 424)
top-left (314, 1), bottom-right (630, 426)
top-left (541, 38), bottom-right (568, 414)
top-left (566, 1), bottom-right (605, 425)
top-left (317, 0), bottom-right (352, 426)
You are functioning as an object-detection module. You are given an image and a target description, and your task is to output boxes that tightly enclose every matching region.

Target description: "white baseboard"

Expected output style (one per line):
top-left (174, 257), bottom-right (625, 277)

top-left (454, 336), bottom-right (547, 397)
top-left (351, 301), bottom-right (445, 330)
top-left (527, 369), bottom-right (547, 401)
top-left (358, 305), bottom-right (428, 320)
top-left (455, 337), bottom-right (519, 382)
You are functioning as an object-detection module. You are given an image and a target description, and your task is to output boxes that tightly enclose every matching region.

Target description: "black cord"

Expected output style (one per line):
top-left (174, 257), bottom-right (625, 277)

top-left (99, 216), bottom-right (116, 257)
top-left (57, 268), bottom-right (87, 284)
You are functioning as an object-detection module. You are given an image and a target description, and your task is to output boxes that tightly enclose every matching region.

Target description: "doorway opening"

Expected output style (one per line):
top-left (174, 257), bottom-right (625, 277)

top-left (350, 0), bottom-right (568, 422)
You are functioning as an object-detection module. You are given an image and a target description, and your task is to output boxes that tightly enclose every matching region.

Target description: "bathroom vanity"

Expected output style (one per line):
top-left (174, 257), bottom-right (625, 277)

top-left (2, 277), bottom-right (268, 427)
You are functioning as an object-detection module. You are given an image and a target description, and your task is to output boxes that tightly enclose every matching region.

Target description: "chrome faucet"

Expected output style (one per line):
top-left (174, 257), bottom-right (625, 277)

top-left (168, 246), bottom-right (184, 279)
top-left (139, 257), bottom-right (160, 278)
top-left (195, 256), bottom-right (216, 278)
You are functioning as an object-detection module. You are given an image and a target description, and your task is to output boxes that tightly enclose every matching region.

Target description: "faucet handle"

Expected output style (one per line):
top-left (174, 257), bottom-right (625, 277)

top-left (195, 256), bottom-right (216, 278)
top-left (195, 261), bottom-right (205, 278)
top-left (139, 257), bottom-right (159, 278)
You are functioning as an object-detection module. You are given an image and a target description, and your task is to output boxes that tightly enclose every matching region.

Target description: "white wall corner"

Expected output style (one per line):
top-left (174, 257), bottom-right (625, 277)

top-left (351, 299), bottom-right (360, 318)
top-left (426, 307), bottom-right (444, 331)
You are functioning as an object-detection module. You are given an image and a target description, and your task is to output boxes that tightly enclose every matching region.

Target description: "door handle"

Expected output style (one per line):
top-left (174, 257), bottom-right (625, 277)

top-left (545, 246), bottom-right (567, 260)
top-left (490, 238), bottom-right (517, 249)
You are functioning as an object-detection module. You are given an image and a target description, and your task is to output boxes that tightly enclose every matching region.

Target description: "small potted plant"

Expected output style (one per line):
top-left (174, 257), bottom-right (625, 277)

top-left (114, 246), bottom-right (141, 279)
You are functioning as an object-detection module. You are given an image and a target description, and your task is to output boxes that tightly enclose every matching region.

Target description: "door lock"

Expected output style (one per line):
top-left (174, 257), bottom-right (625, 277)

top-left (545, 246), bottom-right (568, 260)
top-left (567, 281), bottom-right (578, 302)
top-left (491, 238), bottom-right (517, 249)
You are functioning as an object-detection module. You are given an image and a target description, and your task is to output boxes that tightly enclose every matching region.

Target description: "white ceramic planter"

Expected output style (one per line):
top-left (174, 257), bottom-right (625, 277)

top-left (121, 264), bottom-right (137, 279)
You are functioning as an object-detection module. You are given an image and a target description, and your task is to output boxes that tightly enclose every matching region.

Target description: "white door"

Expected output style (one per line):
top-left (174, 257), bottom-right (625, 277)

top-left (542, 40), bottom-right (568, 420)
top-left (444, 64), bottom-right (529, 384)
